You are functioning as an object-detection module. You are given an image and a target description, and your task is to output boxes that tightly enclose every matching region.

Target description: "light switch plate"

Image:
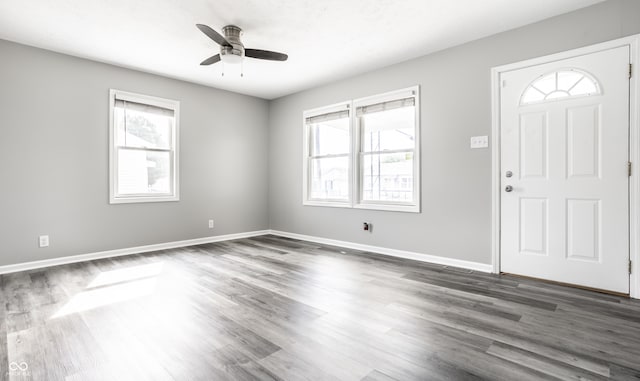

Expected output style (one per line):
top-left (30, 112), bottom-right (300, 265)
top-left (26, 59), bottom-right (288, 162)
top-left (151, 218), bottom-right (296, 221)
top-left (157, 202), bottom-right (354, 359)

top-left (470, 135), bottom-right (489, 149)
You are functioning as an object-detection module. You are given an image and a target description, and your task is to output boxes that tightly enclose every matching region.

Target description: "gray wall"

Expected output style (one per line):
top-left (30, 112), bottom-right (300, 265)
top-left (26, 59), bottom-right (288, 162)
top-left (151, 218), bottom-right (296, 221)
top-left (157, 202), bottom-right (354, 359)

top-left (2, 0), bottom-right (640, 269)
top-left (0, 39), bottom-right (270, 266)
top-left (268, 0), bottom-right (640, 265)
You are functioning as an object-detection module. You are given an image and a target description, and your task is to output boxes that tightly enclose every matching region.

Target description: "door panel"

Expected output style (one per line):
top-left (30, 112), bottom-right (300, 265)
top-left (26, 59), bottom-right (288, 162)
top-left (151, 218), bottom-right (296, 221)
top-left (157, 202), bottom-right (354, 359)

top-left (519, 198), bottom-right (548, 255)
top-left (500, 46), bottom-right (630, 294)
top-left (520, 112), bottom-right (548, 179)
top-left (567, 105), bottom-right (600, 178)
top-left (566, 199), bottom-right (600, 261)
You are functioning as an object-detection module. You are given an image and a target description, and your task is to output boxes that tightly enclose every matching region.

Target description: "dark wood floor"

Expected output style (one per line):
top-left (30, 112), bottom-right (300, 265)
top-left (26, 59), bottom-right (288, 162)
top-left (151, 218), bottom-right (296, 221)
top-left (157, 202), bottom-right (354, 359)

top-left (1, 235), bottom-right (639, 380)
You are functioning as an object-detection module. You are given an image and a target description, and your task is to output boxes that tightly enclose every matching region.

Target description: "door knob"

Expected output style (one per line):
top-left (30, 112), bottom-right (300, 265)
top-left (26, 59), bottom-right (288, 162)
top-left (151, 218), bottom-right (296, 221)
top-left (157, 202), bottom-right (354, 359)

top-left (505, 185), bottom-right (513, 192)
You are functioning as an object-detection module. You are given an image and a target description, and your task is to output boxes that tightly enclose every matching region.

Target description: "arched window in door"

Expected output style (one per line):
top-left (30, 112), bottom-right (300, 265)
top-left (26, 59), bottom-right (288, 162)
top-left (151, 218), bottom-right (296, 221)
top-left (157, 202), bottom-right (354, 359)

top-left (520, 69), bottom-right (601, 105)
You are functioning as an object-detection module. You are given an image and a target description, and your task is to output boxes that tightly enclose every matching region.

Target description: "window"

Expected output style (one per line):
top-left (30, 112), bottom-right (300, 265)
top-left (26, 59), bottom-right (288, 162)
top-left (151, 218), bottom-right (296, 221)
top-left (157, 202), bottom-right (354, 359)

top-left (109, 89), bottom-right (179, 204)
top-left (356, 92), bottom-right (418, 210)
top-left (303, 86), bottom-right (420, 212)
top-left (303, 103), bottom-right (351, 206)
top-left (521, 69), bottom-right (600, 105)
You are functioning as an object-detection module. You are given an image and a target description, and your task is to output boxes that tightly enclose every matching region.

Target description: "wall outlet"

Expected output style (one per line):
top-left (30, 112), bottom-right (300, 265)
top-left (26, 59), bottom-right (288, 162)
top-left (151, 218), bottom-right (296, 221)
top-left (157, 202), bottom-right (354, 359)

top-left (470, 135), bottom-right (489, 149)
top-left (208, 219), bottom-right (214, 229)
top-left (39, 235), bottom-right (49, 248)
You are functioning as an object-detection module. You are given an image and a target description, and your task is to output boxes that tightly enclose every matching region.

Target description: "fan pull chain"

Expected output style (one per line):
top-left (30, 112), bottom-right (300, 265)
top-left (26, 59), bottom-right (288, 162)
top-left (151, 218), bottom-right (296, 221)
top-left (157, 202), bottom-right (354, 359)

top-left (241, 60), bottom-right (244, 78)
top-left (221, 62), bottom-right (225, 77)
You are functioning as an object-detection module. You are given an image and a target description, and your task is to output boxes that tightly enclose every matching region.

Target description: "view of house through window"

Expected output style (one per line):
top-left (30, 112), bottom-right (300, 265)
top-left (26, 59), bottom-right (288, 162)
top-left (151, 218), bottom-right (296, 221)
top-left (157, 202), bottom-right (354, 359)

top-left (110, 90), bottom-right (179, 203)
top-left (306, 109), bottom-right (350, 200)
top-left (303, 86), bottom-right (420, 212)
top-left (358, 98), bottom-right (416, 203)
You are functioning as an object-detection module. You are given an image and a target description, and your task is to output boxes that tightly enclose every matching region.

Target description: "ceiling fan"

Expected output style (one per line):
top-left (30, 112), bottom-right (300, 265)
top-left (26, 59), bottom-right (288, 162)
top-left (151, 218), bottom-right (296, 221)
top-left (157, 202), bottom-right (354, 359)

top-left (196, 24), bottom-right (288, 68)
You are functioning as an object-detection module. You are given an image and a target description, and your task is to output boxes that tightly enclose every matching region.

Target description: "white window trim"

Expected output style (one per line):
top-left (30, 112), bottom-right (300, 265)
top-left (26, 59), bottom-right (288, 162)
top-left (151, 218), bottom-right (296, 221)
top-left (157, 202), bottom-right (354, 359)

top-left (519, 68), bottom-right (602, 105)
top-left (302, 101), bottom-right (353, 207)
top-left (354, 86), bottom-right (421, 213)
top-left (302, 86), bottom-right (420, 213)
top-left (109, 89), bottom-right (180, 204)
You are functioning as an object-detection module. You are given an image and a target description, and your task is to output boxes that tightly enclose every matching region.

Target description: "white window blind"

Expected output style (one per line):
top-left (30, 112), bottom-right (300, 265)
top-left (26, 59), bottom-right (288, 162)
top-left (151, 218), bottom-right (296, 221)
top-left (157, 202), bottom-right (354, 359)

top-left (114, 99), bottom-right (175, 117)
top-left (305, 109), bottom-right (349, 124)
top-left (356, 97), bottom-right (415, 116)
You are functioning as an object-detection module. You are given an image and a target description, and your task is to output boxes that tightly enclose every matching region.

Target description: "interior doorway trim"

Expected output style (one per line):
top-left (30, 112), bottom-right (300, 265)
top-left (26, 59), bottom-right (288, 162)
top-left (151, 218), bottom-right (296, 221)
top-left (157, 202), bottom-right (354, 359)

top-left (491, 34), bottom-right (640, 299)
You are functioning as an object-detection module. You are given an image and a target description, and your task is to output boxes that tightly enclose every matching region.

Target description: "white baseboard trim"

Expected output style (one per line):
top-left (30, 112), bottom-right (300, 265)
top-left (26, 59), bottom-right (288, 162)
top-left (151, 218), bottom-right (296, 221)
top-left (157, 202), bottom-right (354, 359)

top-left (268, 230), bottom-right (494, 273)
top-left (0, 229), bottom-right (492, 276)
top-left (0, 230), bottom-right (271, 275)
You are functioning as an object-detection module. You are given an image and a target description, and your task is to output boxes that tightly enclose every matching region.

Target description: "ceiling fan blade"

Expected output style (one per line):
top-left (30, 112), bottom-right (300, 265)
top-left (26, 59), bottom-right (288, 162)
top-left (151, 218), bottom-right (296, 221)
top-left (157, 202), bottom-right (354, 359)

top-left (196, 24), bottom-right (231, 47)
top-left (200, 54), bottom-right (221, 65)
top-left (245, 49), bottom-right (288, 61)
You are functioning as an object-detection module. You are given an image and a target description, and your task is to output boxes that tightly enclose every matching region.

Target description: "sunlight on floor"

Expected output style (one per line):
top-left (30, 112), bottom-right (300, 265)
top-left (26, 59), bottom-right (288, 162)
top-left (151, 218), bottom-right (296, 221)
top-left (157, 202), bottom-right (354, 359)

top-left (302, 256), bottom-right (360, 310)
top-left (88, 262), bottom-right (164, 288)
top-left (51, 262), bottom-right (164, 318)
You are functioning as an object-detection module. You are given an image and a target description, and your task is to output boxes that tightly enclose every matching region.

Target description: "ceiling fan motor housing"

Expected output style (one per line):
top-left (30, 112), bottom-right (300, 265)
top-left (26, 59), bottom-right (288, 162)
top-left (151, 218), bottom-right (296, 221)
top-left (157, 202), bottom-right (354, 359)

top-left (196, 23), bottom-right (287, 66)
top-left (221, 25), bottom-right (244, 63)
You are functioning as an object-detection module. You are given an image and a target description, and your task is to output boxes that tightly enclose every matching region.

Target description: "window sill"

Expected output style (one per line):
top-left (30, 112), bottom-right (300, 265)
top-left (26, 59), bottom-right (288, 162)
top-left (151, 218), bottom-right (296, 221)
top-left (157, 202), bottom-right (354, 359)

top-left (354, 202), bottom-right (420, 213)
top-left (303, 200), bottom-right (420, 213)
top-left (303, 200), bottom-right (351, 208)
top-left (110, 195), bottom-right (179, 204)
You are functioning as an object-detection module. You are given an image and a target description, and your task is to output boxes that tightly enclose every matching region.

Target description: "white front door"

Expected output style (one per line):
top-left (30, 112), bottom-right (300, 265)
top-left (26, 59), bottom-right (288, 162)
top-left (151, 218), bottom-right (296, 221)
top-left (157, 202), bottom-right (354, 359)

top-left (500, 46), bottom-right (630, 294)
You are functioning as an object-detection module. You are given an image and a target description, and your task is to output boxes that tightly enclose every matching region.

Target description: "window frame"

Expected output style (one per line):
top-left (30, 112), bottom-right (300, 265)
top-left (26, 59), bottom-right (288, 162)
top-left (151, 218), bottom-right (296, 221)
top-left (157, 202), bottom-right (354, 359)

top-left (354, 86), bottom-right (421, 212)
top-left (302, 86), bottom-right (420, 212)
top-left (109, 89), bottom-right (180, 204)
top-left (520, 68), bottom-right (602, 105)
top-left (302, 101), bottom-right (353, 208)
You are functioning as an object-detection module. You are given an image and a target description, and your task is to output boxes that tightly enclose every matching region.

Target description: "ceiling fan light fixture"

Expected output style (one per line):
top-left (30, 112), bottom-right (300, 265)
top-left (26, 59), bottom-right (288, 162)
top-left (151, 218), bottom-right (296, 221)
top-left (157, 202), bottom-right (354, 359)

top-left (221, 50), bottom-right (243, 65)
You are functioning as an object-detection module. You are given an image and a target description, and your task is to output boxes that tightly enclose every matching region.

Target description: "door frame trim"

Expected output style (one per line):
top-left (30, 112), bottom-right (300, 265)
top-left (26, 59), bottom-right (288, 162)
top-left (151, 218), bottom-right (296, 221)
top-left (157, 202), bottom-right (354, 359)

top-left (491, 34), bottom-right (640, 298)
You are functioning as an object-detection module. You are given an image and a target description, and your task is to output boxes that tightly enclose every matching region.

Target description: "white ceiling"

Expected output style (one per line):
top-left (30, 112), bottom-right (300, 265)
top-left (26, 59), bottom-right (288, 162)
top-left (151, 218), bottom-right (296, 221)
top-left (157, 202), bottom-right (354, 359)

top-left (0, 0), bottom-right (604, 99)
